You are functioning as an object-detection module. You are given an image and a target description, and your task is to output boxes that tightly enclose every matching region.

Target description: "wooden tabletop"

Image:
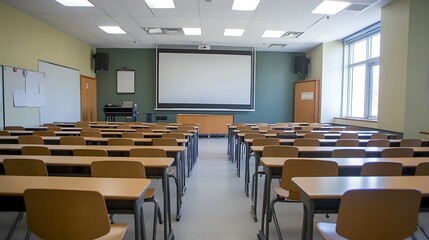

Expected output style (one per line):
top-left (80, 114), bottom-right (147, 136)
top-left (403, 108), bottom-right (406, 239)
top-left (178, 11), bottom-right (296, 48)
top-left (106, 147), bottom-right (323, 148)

top-left (0, 175), bottom-right (151, 200)
top-left (292, 176), bottom-right (429, 199)
top-left (0, 136), bottom-right (187, 144)
top-left (251, 145), bottom-right (429, 153)
top-left (0, 144), bottom-right (185, 153)
top-left (0, 155), bottom-right (174, 168)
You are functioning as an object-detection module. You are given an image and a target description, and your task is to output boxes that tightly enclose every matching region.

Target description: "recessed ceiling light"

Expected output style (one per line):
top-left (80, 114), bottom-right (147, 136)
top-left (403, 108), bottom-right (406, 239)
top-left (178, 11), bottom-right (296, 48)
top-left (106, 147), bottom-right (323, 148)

top-left (144, 28), bottom-right (164, 34)
top-left (224, 28), bottom-right (245, 37)
top-left (311, 1), bottom-right (351, 15)
top-left (99, 26), bottom-right (127, 34)
top-left (145, 0), bottom-right (175, 9)
top-left (262, 30), bottom-right (286, 38)
top-left (183, 28), bottom-right (201, 36)
top-left (269, 44), bottom-right (286, 48)
top-left (284, 31), bottom-right (304, 38)
top-left (55, 0), bottom-right (94, 7)
top-left (232, 0), bottom-right (261, 11)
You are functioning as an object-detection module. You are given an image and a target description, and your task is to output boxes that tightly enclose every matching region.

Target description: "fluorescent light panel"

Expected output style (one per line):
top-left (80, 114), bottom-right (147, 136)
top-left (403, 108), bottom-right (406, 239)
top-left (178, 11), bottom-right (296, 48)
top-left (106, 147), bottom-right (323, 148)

top-left (183, 28), bottom-right (201, 36)
top-left (232, 0), bottom-right (261, 11)
top-left (311, 1), bottom-right (351, 15)
top-left (145, 0), bottom-right (175, 9)
top-left (99, 26), bottom-right (126, 34)
top-left (262, 30), bottom-right (286, 38)
top-left (55, 0), bottom-right (94, 7)
top-left (224, 28), bottom-right (245, 37)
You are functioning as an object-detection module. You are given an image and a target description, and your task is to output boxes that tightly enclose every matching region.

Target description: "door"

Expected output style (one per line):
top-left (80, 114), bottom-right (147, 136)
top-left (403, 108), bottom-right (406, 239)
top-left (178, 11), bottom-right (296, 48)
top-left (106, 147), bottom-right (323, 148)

top-left (80, 75), bottom-right (97, 121)
top-left (294, 79), bottom-right (320, 123)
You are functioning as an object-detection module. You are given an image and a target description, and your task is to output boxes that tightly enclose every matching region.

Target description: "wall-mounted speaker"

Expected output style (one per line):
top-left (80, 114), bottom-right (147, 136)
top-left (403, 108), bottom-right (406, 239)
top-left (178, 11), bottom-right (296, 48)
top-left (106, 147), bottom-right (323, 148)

top-left (294, 56), bottom-right (309, 74)
top-left (94, 52), bottom-right (109, 71)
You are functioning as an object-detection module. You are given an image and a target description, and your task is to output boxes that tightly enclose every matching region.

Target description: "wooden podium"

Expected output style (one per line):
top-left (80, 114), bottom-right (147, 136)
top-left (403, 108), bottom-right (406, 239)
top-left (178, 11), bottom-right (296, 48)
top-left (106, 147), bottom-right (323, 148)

top-left (176, 114), bottom-right (233, 135)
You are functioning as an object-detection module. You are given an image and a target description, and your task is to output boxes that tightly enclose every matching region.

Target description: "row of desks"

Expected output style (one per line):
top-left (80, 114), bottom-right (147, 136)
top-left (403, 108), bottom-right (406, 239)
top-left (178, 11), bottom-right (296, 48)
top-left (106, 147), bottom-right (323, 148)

top-left (257, 157), bottom-right (429, 240)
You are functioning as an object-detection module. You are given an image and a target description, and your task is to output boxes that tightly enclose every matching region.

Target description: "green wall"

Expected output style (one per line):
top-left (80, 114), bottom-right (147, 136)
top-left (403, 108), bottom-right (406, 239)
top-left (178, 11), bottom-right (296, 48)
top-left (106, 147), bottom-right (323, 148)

top-left (96, 48), bottom-right (304, 123)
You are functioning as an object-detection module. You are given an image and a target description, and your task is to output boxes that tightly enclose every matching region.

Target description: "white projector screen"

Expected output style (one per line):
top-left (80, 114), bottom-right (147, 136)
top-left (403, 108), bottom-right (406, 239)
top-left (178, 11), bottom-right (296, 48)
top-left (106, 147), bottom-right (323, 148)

top-left (157, 49), bottom-right (254, 110)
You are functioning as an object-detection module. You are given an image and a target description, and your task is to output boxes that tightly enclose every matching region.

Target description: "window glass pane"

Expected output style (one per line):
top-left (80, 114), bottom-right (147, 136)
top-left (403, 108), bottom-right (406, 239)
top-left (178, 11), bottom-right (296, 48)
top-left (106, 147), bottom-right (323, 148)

top-left (352, 40), bottom-right (367, 63)
top-left (370, 65), bottom-right (379, 117)
top-left (370, 34), bottom-right (380, 58)
top-left (350, 65), bottom-right (366, 118)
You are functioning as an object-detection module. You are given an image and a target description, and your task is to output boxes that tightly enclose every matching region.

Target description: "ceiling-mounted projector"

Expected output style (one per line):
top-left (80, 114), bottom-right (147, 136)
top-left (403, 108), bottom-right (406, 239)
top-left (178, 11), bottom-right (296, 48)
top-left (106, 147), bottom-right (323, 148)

top-left (198, 44), bottom-right (210, 50)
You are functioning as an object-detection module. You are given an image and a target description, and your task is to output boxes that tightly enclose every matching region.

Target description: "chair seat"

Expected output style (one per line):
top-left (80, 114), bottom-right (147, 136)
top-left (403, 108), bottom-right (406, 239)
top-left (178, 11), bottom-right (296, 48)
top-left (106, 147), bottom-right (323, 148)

top-left (316, 222), bottom-right (347, 240)
top-left (273, 185), bottom-right (290, 198)
top-left (95, 223), bottom-right (127, 240)
top-left (144, 188), bottom-right (155, 199)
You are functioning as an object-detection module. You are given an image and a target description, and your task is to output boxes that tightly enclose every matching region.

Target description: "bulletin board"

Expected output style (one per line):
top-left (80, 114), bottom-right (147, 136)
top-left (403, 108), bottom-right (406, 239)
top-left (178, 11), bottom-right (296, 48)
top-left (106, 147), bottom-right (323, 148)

top-left (117, 69), bottom-right (135, 93)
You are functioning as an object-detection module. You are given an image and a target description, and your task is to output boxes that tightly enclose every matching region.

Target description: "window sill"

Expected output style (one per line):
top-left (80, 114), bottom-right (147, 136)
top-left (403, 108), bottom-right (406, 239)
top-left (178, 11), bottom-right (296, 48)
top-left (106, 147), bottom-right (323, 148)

top-left (334, 117), bottom-right (377, 124)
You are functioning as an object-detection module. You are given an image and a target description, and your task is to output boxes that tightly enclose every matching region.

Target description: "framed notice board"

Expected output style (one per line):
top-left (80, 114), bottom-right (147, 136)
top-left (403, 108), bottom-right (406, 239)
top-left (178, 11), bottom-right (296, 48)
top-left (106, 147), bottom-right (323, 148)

top-left (117, 69), bottom-right (135, 93)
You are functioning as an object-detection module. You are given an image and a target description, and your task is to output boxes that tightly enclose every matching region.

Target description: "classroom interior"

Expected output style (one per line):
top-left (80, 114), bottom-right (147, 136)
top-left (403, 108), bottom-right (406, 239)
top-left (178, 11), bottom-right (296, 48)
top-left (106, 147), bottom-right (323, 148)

top-left (1, 0), bottom-right (429, 239)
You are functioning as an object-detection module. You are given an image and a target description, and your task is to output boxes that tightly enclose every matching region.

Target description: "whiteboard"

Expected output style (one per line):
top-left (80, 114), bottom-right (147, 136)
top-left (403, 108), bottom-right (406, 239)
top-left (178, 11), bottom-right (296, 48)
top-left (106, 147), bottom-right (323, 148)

top-left (38, 61), bottom-right (80, 124)
top-left (2, 66), bottom-right (42, 127)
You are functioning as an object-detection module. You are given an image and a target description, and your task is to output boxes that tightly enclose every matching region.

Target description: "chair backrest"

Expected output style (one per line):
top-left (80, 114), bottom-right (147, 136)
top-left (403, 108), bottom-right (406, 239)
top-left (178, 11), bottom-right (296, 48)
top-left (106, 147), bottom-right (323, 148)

top-left (33, 131), bottom-right (56, 136)
top-left (244, 133), bottom-right (265, 140)
top-left (170, 130), bottom-right (190, 134)
top-left (303, 133), bottom-right (325, 139)
top-left (177, 125), bottom-right (195, 130)
top-left (91, 160), bottom-right (146, 178)
top-left (262, 146), bottom-right (299, 157)
top-left (360, 162), bottom-right (403, 176)
top-left (280, 159), bottom-right (338, 200)
top-left (370, 133), bottom-right (388, 139)
top-left (277, 132), bottom-right (298, 139)
top-left (24, 189), bottom-right (112, 240)
top-left (74, 122), bottom-right (90, 128)
top-left (366, 139), bottom-right (390, 147)
top-left (162, 133), bottom-right (186, 139)
top-left (415, 162), bottom-right (429, 176)
top-left (3, 158), bottom-right (48, 176)
top-left (122, 132), bottom-right (145, 138)
top-left (293, 138), bottom-right (320, 146)
top-left (331, 149), bottom-right (366, 158)
top-left (129, 148), bottom-right (167, 157)
top-left (107, 138), bottom-right (135, 146)
top-left (18, 135), bottom-right (44, 144)
top-left (73, 149), bottom-right (108, 157)
top-left (380, 147), bottom-right (414, 158)
top-left (46, 126), bottom-right (62, 132)
top-left (252, 138), bottom-right (280, 146)
top-left (340, 133), bottom-right (359, 139)
top-left (335, 189), bottom-right (421, 240)
top-left (136, 128), bottom-right (153, 133)
top-left (266, 130), bottom-right (285, 135)
top-left (335, 139), bottom-right (360, 147)
top-left (80, 130), bottom-right (102, 137)
top-left (5, 126), bottom-right (25, 130)
top-left (0, 130), bottom-right (10, 136)
top-left (149, 125), bottom-right (167, 130)
top-left (400, 139), bottom-right (422, 147)
top-left (152, 138), bottom-right (177, 146)
top-left (21, 146), bottom-right (51, 156)
top-left (60, 136), bottom-right (86, 145)
top-left (344, 126), bottom-right (360, 131)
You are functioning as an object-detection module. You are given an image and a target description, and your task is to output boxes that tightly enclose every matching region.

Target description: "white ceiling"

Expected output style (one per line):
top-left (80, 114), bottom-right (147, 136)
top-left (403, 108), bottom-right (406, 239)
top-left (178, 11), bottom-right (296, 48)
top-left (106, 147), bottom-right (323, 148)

top-left (1, 0), bottom-right (392, 52)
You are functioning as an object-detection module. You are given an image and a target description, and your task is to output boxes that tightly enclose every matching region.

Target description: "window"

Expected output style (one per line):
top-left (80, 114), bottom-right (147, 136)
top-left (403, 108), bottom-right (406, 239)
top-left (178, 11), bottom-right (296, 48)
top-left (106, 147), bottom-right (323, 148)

top-left (343, 23), bottom-right (380, 119)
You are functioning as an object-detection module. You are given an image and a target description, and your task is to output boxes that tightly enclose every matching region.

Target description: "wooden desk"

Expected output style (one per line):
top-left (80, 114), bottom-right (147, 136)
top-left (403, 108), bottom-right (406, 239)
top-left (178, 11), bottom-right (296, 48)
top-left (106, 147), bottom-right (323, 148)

top-left (291, 176), bottom-right (429, 240)
top-left (0, 175), bottom-right (151, 240)
top-left (177, 114), bottom-right (232, 135)
top-left (0, 155), bottom-right (174, 240)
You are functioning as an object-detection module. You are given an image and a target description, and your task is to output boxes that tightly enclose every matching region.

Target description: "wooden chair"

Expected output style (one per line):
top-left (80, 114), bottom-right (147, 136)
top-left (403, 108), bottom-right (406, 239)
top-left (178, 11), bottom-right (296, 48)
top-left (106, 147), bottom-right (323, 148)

top-left (80, 130), bottom-right (102, 137)
top-left (73, 149), bottom-right (108, 157)
top-left (416, 162), bottom-right (429, 175)
top-left (331, 149), bottom-right (365, 158)
top-left (335, 139), bottom-right (360, 147)
top-left (0, 130), bottom-right (10, 136)
top-left (91, 161), bottom-right (162, 240)
top-left (316, 189), bottom-right (421, 240)
top-left (360, 162), bottom-right (403, 176)
top-left (149, 125), bottom-right (167, 130)
top-left (60, 136), bottom-right (86, 145)
top-left (262, 146), bottom-right (299, 158)
top-left (366, 139), bottom-right (390, 147)
top-left (400, 139), bottom-right (422, 147)
top-left (340, 133), bottom-right (359, 139)
top-left (33, 131), bottom-right (56, 136)
top-left (18, 135), bottom-right (44, 144)
top-left (21, 146), bottom-right (51, 155)
top-left (270, 159), bottom-right (339, 239)
top-left (177, 125), bottom-right (195, 131)
top-left (4, 158), bottom-right (48, 176)
top-left (74, 122), bottom-right (90, 128)
top-left (344, 126), bottom-right (360, 131)
top-left (303, 133), bottom-right (325, 139)
top-left (136, 128), bottom-right (153, 133)
top-left (122, 132), bottom-right (145, 138)
top-left (380, 147), bottom-right (414, 158)
top-left (293, 138), bottom-right (320, 146)
top-left (24, 189), bottom-right (127, 240)
top-left (5, 126), bottom-right (25, 130)
top-left (152, 138), bottom-right (178, 146)
top-left (252, 138), bottom-right (280, 147)
top-left (46, 126), bottom-right (61, 131)
top-left (370, 133), bottom-right (388, 139)
top-left (108, 138), bottom-right (135, 146)
top-left (162, 133), bottom-right (186, 139)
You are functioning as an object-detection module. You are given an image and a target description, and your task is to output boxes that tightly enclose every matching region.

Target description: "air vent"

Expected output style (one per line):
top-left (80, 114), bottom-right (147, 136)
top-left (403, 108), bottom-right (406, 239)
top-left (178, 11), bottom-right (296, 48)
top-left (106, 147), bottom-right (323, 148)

top-left (143, 27), bottom-right (183, 35)
top-left (163, 28), bottom-right (183, 35)
top-left (345, 4), bottom-right (370, 11)
top-left (269, 44), bottom-right (286, 48)
top-left (283, 32), bottom-right (303, 38)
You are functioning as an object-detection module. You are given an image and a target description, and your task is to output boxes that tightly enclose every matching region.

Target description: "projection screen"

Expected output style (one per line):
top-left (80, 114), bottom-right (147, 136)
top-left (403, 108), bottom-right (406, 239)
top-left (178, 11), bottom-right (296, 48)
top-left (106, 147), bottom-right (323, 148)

top-left (156, 48), bottom-right (255, 111)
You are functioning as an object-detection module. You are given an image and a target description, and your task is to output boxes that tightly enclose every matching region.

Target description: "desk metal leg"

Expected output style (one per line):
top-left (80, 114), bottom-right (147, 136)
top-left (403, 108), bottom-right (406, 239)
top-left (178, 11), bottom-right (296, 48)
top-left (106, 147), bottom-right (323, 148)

top-left (162, 168), bottom-right (174, 240)
top-left (301, 196), bottom-right (314, 240)
top-left (134, 196), bottom-right (146, 240)
top-left (251, 152), bottom-right (261, 222)
top-left (257, 166), bottom-right (272, 240)
top-left (244, 142), bottom-right (250, 196)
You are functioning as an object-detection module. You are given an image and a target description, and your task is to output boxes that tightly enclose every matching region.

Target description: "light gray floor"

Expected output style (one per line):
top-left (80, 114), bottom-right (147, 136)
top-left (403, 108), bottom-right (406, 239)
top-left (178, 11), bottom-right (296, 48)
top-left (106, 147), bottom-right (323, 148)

top-left (1, 137), bottom-right (428, 239)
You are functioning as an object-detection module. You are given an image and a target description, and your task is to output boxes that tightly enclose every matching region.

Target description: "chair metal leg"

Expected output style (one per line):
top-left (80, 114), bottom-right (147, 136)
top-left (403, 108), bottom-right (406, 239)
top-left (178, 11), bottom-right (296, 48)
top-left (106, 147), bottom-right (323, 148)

top-left (109, 214), bottom-right (115, 223)
top-left (6, 212), bottom-right (23, 240)
top-left (270, 198), bottom-right (284, 240)
top-left (417, 219), bottom-right (429, 239)
top-left (24, 229), bottom-right (31, 240)
top-left (168, 173), bottom-right (181, 221)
